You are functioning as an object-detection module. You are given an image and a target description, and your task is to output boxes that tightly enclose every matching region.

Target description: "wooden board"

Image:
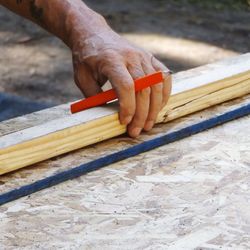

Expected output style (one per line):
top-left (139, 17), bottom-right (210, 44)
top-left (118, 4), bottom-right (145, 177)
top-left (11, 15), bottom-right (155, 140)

top-left (0, 53), bottom-right (250, 174)
top-left (0, 95), bottom-right (249, 249)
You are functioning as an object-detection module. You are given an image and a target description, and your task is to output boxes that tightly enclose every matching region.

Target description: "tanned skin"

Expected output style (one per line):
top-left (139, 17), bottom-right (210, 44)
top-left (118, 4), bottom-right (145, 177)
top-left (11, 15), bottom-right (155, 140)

top-left (0, 0), bottom-right (172, 137)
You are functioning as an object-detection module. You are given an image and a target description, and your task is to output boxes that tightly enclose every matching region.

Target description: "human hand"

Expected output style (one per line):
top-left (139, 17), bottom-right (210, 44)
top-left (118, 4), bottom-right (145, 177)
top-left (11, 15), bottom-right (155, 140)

top-left (70, 19), bottom-right (172, 138)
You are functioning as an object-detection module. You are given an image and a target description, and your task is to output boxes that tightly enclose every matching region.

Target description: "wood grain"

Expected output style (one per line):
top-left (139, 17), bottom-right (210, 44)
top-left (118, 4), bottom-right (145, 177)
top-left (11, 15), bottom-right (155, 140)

top-left (0, 53), bottom-right (250, 175)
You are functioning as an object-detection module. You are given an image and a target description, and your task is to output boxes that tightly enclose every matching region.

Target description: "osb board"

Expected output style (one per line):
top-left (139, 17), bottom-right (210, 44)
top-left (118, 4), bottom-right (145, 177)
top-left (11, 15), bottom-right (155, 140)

top-left (0, 95), bottom-right (250, 249)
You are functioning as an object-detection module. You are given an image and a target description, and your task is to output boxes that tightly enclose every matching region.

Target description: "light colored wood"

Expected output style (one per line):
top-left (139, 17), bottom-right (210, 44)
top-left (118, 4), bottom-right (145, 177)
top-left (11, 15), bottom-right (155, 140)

top-left (0, 53), bottom-right (250, 174)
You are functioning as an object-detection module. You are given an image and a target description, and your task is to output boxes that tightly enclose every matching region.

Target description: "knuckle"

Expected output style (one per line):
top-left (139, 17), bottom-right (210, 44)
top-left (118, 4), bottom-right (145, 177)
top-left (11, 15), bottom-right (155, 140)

top-left (127, 48), bottom-right (136, 56)
top-left (101, 64), bottom-right (125, 79)
top-left (123, 48), bottom-right (137, 59)
top-left (120, 104), bottom-right (135, 117)
top-left (133, 115), bottom-right (147, 127)
top-left (137, 112), bottom-right (147, 121)
top-left (102, 49), bottom-right (118, 58)
top-left (140, 87), bottom-right (151, 96)
top-left (119, 81), bottom-right (134, 92)
top-left (152, 83), bottom-right (163, 94)
top-left (138, 50), bottom-right (147, 60)
top-left (132, 118), bottom-right (144, 127)
top-left (99, 54), bottom-right (122, 73)
top-left (119, 96), bottom-right (135, 111)
top-left (124, 47), bottom-right (145, 61)
top-left (133, 63), bottom-right (143, 73)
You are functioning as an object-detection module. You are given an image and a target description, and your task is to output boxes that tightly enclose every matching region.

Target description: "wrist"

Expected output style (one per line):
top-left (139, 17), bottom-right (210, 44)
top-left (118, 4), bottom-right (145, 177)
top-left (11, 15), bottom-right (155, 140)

top-left (64, 4), bottom-right (110, 49)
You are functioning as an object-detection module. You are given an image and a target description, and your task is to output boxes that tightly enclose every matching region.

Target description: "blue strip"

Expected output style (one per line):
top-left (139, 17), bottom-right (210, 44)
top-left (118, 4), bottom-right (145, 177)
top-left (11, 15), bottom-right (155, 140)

top-left (1, 103), bottom-right (250, 206)
top-left (0, 92), bottom-right (53, 122)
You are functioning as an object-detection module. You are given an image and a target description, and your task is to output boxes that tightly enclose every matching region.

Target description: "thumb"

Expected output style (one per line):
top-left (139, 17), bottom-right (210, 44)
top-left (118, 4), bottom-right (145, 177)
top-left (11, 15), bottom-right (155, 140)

top-left (73, 62), bottom-right (103, 97)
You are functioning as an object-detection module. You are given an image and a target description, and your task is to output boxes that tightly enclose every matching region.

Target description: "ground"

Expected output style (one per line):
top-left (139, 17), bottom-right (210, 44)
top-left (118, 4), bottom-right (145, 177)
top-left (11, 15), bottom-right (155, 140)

top-left (0, 0), bottom-right (249, 110)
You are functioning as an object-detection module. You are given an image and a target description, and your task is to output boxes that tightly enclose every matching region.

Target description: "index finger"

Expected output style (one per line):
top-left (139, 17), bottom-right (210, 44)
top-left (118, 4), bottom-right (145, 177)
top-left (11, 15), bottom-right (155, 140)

top-left (101, 63), bottom-right (136, 125)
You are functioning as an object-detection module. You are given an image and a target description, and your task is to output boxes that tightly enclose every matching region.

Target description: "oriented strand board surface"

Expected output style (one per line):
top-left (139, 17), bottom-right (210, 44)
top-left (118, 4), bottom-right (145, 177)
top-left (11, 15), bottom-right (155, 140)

top-left (0, 95), bottom-right (249, 249)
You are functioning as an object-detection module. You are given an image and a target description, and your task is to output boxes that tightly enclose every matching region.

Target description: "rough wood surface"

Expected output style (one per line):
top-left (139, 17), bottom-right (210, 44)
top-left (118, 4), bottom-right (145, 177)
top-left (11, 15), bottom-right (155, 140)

top-left (0, 53), bottom-right (250, 174)
top-left (0, 95), bottom-right (249, 249)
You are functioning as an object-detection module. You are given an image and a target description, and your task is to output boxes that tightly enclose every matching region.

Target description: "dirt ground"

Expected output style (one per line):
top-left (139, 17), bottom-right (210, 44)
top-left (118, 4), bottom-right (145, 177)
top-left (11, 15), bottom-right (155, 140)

top-left (0, 0), bottom-right (249, 106)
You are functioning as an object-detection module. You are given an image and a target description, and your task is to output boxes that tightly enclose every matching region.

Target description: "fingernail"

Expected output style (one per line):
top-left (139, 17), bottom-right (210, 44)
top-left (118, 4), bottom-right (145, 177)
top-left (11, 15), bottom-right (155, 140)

top-left (131, 127), bottom-right (142, 137)
top-left (122, 116), bottom-right (133, 125)
top-left (144, 120), bottom-right (154, 131)
top-left (162, 69), bottom-right (174, 76)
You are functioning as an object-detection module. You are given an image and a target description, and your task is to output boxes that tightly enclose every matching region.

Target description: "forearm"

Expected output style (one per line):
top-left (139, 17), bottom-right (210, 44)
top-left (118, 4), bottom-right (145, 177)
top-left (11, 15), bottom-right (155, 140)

top-left (0, 0), bottom-right (108, 48)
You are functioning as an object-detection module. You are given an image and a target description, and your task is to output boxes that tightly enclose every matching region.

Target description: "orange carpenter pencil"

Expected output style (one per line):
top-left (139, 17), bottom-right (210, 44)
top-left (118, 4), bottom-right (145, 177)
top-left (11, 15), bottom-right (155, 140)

top-left (70, 71), bottom-right (164, 113)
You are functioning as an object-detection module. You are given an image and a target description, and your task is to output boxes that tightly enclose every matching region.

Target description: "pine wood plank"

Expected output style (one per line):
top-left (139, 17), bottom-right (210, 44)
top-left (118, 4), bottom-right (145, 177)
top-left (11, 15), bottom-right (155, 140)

top-left (0, 54), bottom-right (250, 175)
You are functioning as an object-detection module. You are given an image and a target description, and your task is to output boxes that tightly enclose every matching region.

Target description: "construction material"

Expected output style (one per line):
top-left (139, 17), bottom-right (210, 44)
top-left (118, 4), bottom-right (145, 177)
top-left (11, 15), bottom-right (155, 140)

top-left (0, 54), bottom-right (250, 175)
top-left (1, 103), bottom-right (249, 206)
top-left (71, 71), bottom-right (165, 113)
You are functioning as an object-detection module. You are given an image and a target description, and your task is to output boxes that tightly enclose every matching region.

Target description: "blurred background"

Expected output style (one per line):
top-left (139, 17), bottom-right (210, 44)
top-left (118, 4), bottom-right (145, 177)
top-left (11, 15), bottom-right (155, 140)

top-left (0, 0), bottom-right (249, 120)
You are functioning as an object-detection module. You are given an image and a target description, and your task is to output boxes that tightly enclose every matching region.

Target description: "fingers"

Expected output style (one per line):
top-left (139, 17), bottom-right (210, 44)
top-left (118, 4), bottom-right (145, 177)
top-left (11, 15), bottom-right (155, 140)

top-left (151, 57), bottom-right (172, 108)
top-left (74, 49), bottom-right (171, 139)
top-left (127, 62), bottom-right (150, 137)
top-left (101, 62), bottom-right (136, 125)
top-left (128, 87), bottom-right (151, 137)
top-left (142, 59), bottom-right (163, 131)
